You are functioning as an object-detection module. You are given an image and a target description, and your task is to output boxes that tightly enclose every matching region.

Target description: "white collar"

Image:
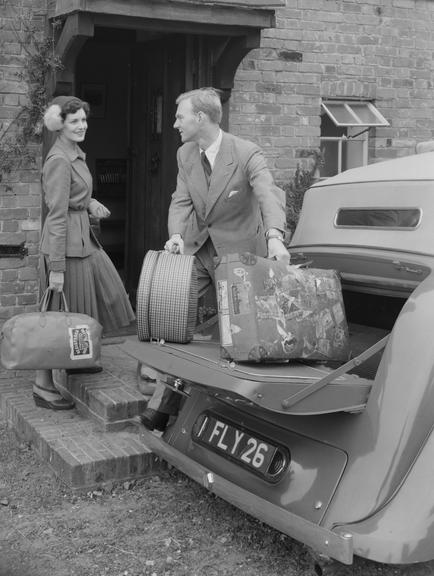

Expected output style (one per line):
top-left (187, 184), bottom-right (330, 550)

top-left (200, 129), bottom-right (223, 169)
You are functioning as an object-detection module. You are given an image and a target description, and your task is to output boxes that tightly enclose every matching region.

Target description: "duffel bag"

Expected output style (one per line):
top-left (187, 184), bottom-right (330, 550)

top-left (0, 289), bottom-right (102, 370)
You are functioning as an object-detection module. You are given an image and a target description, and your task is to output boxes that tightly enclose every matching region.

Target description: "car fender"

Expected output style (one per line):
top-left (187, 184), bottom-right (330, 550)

top-left (322, 271), bottom-right (434, 526)
top-left (336, 424), bottom-right (434, 564)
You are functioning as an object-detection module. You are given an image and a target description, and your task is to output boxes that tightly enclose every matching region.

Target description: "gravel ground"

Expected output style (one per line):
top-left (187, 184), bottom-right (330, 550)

top-left (1, 414), bottom-right (433, 576)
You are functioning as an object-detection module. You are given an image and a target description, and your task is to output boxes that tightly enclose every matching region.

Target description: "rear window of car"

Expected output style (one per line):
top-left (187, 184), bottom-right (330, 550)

top-left (335, 208), bottom-right (421, 228)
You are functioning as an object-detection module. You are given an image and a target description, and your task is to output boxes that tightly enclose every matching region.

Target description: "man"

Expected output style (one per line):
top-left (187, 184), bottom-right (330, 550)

top-left (140, 87), bottom-right (290, 431)
top-left (165, 87), bottom-right (289, 295)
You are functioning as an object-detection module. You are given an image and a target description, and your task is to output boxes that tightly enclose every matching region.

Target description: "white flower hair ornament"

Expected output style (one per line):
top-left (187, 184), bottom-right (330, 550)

top-left (43, 96), bottom-right (83, 132)
top-left (43, 103), bottom-right (63, 132)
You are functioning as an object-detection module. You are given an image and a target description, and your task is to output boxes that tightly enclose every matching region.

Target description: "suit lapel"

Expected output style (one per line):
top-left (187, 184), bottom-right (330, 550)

top-left (205, 133), bottom-right (236, 217)
top-left (51, 139), bottom-right (92, 192)
top-left (71, 155), bottom-right (92, 192)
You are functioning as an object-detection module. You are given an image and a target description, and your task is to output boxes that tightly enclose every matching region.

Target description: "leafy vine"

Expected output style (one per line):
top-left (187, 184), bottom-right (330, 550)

top-left (0, 5), bottom-right (63, 180)
top-left (284, 149), bottom-right (323, 235)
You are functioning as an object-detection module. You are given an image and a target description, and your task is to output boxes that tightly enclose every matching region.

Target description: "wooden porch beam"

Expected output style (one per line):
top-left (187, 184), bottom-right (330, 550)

top-left (49, 0), bottom-right (275, 30)
top-left (93, 13), bottom-right (251, 37)
top-left (50, 13), bottom-right (95, 95)
top-left (213, 31), bottom-right (261, 91)
top-left (55, 12), bottom-right (94, 63)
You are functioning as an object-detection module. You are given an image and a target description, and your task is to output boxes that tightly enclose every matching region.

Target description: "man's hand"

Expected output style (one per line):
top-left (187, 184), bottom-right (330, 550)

top-left (89, 199), bottom-right (111, 219)
top-left (49, 271), bottom-right (64, 293)
top-left (164, 234), bottom-right (184, 254)
top-left (267, 237), bottom-right (290, 262)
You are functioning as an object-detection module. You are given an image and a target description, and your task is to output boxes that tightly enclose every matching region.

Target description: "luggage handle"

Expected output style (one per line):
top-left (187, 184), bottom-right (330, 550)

top-left (39, 288), bottom-right (70, 328)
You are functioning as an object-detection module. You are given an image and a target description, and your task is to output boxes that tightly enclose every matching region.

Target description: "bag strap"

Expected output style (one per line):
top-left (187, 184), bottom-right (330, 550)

top-left (40, 288), bottom-right (69, 312)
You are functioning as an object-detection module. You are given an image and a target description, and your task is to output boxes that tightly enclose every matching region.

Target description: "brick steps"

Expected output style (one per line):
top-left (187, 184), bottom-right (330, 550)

top-left (55, 365), bottom-right (147, 432)
top-left (0, 343), bottom-right (163, 490)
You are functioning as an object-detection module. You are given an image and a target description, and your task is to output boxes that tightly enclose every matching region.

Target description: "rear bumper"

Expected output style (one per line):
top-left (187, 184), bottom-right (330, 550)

top-left (140, 427), bottom-right (353, 565)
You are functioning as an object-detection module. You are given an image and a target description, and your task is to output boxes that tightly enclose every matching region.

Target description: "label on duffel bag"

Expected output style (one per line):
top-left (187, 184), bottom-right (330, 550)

top-left (69, 325), bottom-right (93, 360)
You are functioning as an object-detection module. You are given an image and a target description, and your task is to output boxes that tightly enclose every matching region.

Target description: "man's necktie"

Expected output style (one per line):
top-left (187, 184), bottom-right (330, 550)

top-left (201, 151), bottom-right (212, 186)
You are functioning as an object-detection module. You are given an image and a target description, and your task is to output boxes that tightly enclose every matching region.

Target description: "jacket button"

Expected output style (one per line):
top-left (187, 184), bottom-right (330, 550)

top-left (194, 241), bottom-right (198, 246)
top-left (208, 223), bottom-right (212, 228)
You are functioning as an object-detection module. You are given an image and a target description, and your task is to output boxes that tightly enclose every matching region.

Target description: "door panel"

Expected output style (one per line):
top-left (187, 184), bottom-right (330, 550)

top-left (127, 34), bottom-right (218, 299)
top-left (127, 37), bottom-right (186, 298)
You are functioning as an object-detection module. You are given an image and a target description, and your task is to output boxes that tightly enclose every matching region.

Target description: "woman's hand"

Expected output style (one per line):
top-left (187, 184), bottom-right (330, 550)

top-left (89, 199), bottom-right (111, 219)
top-left (49, 271), bottom-right (64, 293)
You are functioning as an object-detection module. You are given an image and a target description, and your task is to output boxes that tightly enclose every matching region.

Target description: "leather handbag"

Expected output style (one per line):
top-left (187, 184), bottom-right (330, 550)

top-left (0, 289), bottom-right (102, 370)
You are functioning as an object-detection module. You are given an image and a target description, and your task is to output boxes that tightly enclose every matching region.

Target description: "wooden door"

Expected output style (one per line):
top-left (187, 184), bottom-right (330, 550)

top-left (126, 36), bottom-right (186, 298)
top-left (126, 34), bottom-right (218, 300)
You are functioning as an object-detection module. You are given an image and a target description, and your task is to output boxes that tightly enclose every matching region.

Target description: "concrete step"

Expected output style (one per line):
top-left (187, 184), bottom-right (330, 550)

top-left (0, 342), bottom-right (163, 490)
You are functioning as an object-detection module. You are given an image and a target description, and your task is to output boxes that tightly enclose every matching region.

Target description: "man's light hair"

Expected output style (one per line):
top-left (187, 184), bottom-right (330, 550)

top-left (176, 87), bottom-right (222, 124)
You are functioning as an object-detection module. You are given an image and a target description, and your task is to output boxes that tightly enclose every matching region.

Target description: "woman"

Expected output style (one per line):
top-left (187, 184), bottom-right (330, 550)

top-left (35, 95), bottom-right (135, 410)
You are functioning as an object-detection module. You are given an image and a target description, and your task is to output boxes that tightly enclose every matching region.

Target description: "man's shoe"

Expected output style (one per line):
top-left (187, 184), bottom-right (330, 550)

top-left (140, 408), bottom-right (169, 432)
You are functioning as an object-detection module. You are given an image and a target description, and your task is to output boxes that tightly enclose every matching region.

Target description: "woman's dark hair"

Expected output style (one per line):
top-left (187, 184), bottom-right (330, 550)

top-left (60, 98), bottom-right (90, 120)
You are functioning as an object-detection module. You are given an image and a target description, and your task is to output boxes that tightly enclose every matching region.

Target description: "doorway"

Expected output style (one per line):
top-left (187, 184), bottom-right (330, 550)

top-left (76, 29), bottom-right (215, 303)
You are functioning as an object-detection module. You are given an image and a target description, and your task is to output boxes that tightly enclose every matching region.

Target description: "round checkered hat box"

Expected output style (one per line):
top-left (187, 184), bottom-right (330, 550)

top-left (137, 250), bottom-right (198, 343)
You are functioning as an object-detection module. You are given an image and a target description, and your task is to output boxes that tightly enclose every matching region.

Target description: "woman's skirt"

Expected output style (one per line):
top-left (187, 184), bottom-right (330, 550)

top-left (40, 248), bottom-right (135, 333)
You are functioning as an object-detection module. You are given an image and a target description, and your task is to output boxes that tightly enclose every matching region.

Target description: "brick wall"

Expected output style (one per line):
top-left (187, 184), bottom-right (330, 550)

top-left (0, 0), bottom-right (44, 323)
top-left (230, 0), bottom-right (434, 185)
top-left (2, 0), bottom-right (434, 320)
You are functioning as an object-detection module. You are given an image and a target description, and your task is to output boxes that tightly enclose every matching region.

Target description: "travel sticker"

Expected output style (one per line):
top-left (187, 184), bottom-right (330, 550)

top-left (333, 326), bottom-right (347, 349)
top-left (320, 309), bottom-right (334, 332)
top-left (217, 280), bottom-right (229, 312)
top-left (69, 325), bottom-right (93, 360)
top-left (233, 267), bottom-right (248, 282)
top-left (220, 314), bottom-right (233, 347)
top-left (317, 338), bottom-right (331, 357)
top-left (332, 302), bottom-right (345, 324)
top-left (231, 282), bottom-right (251, 315)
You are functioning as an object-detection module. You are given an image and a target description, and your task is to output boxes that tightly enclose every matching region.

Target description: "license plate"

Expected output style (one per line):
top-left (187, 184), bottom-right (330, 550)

top-left (192, 412), bottom-right (288, 482)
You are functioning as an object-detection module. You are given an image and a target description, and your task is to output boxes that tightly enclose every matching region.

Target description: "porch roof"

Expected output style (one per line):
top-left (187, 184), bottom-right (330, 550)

top-left (48, 0), bottom-right (283, 32)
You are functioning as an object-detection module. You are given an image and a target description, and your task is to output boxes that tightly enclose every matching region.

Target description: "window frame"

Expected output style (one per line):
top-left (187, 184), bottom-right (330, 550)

top-left (320, 135), bottom-right (369, 175)
top-left (334, 207), bottom-right (422, 230)
top-left (319, 100), bottom-right (389, 177)
top-left (321, 100), bottom-right (390, 128)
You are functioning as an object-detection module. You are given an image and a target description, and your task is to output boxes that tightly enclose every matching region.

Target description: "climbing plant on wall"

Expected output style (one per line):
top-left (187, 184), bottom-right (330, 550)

top-left (284, 149), bottom-right (323, 236)
top-left (0, 4), bottom-right (62, 180)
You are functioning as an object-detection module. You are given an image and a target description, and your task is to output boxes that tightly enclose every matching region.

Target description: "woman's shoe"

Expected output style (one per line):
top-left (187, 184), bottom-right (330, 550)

top-left (66, 366), bottom-right (103, 375)
top-left (140, 408), bottom-right (169, 432)
top-left (33, 392), bottom-right (75, 411)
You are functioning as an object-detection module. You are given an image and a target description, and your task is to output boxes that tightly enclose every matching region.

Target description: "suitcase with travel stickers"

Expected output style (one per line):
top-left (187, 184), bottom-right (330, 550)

top-left (214, 253), bottom-right (350, 363)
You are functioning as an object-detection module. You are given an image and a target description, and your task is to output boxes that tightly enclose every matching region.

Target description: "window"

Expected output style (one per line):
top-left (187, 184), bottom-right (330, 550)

top-left (335, 208), bottom-right (421, 229)
top-left (320, 100), bottom-right (389, 178)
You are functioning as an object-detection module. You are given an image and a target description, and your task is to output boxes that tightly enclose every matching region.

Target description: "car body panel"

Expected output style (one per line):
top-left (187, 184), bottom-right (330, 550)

top-left (136, 423), bottom-right (354, 565)
top-left (341, 427), bottom-right (434, 563)
top-left (164, 388), bottom-right (348, 523)
top-left (125, 153), bottom-right (434, 564)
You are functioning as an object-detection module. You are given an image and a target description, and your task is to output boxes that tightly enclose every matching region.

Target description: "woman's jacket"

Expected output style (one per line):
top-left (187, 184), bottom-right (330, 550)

top-left (40, 138), bottom-right (99, 272)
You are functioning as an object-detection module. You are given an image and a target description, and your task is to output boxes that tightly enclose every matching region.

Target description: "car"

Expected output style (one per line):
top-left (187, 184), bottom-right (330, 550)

top-left (123, 151), bottom-right (434, 568)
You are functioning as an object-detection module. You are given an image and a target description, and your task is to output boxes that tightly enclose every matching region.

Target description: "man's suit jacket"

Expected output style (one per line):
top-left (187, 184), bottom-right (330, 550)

top-left (168, 131), bottom-right (286, 258)
top-left (40, 138), bottom-right (99, 272)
